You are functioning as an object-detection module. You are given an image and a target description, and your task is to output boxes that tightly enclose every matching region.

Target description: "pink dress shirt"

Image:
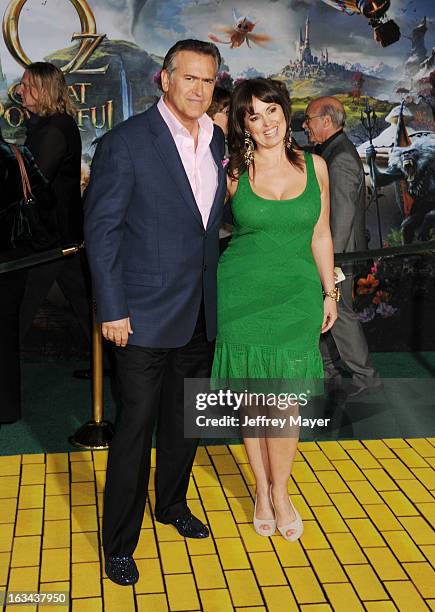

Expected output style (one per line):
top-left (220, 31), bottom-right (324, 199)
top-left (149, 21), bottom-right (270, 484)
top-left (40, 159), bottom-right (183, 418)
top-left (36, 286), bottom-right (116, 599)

top-left (157, 96), bottom-right (218, 228)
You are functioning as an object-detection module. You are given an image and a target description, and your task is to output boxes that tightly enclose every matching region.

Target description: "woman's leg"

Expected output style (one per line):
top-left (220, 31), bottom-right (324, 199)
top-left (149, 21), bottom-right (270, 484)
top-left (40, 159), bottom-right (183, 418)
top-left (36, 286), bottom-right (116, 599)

top-left (265, 398), bottom-right (301, 537)
top-left (267, 432), bottom-right (300, 538)
top-left (243, 437), bottom-right (275, 531)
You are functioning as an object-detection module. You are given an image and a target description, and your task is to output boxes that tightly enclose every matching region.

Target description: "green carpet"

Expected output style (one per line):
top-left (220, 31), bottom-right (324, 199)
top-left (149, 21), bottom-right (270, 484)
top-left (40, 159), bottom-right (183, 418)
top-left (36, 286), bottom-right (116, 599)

top-left (0, 352), bottom-right (434, 456)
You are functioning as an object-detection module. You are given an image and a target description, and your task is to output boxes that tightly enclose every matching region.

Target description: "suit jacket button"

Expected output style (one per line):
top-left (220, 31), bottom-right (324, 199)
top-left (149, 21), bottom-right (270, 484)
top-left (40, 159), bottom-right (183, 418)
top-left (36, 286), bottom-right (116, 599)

top-left (203, 265), bottom-right (207, 271)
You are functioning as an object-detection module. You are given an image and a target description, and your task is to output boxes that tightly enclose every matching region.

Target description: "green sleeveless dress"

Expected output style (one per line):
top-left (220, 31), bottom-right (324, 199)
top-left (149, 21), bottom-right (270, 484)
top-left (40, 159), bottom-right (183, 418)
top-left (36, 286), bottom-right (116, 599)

top-left (211, 151), bottom-right (324, 387)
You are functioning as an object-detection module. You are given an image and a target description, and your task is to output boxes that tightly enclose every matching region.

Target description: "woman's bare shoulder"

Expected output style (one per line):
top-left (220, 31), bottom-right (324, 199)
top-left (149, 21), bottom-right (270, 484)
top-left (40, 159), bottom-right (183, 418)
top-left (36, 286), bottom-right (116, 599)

top-left (311, 153), bottom-right (329, 185)
top-left (311, 152), bottom-right (328, 174)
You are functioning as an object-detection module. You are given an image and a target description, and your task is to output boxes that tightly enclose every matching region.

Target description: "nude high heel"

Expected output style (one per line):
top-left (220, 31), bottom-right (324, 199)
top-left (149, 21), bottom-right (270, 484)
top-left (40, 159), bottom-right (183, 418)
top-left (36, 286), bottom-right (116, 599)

top-left (253, 486), bottom-right (276, 537)
top-left (276, 496), bottom-right (303, 542)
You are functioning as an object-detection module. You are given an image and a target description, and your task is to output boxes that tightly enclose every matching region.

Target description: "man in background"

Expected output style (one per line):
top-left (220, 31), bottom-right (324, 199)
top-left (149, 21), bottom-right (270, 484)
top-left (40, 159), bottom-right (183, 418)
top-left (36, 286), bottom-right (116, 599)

top-left (303, 96), bottom-right (381, 398)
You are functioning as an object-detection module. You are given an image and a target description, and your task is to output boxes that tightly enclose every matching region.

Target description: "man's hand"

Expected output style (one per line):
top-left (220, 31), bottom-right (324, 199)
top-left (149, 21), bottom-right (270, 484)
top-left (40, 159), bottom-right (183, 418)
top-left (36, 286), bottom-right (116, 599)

top-left (102, 317), bottom-right (133, 347)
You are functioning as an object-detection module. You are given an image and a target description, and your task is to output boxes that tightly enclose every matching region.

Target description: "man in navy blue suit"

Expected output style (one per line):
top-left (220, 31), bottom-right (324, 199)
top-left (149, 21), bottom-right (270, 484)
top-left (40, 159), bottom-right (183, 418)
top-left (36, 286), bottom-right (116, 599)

top-left (84, 39), bottom-right (226, 585)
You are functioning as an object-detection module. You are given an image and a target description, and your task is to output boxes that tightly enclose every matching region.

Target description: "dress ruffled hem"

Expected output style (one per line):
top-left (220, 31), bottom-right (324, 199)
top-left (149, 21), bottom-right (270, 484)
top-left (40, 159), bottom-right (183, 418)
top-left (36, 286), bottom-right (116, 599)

top-left (211, 341), bottom-right (324, 395)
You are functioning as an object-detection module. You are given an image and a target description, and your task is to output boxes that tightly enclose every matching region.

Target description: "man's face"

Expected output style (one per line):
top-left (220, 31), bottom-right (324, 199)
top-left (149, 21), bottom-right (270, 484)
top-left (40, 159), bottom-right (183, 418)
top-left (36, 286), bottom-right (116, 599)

top-left (161, 51), bottom-right (217, 126)
top-left (302, 104), bottom-right (328, 144)
top-left (16, 71), bottom-right (39, 114)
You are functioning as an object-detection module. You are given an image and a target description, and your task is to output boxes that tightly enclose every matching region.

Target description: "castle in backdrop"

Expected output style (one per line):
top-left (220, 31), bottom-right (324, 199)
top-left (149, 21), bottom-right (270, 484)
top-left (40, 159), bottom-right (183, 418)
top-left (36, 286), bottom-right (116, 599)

top-left (284, 16), bottom-right (365, 81)
top-left (287, 16), bottom-right (329, 79)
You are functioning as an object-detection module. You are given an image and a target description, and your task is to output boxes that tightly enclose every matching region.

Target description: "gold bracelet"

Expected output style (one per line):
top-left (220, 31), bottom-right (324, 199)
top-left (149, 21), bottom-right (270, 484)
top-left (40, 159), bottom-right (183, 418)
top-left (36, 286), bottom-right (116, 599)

top-left (323, 287), bottom-right (340, 302)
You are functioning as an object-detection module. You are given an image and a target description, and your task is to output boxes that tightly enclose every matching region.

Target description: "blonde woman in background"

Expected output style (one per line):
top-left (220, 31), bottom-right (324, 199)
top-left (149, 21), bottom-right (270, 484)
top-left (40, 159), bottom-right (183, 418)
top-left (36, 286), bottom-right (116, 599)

top-left (16, 62), bottom-right (92, 356)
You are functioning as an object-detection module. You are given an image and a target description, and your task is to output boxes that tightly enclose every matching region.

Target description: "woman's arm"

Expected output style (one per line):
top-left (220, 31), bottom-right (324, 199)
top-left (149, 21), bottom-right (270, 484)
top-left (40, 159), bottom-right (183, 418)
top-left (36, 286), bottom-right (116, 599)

top-left (20, 145), bottom-right (60, 242)
top-left (311, 154), bottom-right (337, 333)
top-left (28, 124), bottom-right (67, 181)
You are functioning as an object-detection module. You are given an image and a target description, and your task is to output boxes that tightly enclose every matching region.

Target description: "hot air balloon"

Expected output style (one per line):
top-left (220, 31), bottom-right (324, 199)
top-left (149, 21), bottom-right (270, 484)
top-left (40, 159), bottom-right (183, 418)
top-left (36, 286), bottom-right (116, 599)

top-left (320, 0), bottom-right (401, 47)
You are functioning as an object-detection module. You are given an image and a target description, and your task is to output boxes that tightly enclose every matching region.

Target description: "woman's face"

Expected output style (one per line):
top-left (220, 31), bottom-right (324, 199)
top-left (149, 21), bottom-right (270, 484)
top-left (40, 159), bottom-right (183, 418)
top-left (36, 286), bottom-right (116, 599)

top-left (244, 96), bottom-right (287, 150)
top-left (213, 105), bottom-right (229, 137)
top-left (16, 71), bottom-right (40, 114)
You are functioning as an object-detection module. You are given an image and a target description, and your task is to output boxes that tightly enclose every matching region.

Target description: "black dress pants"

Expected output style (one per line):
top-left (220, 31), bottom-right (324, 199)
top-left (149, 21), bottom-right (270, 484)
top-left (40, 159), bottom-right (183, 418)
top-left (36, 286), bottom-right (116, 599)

top-left (102, 303), bottom-right (214, 558)
top-left (0, 268), bottom-right (27, 423)
top-left (19, 251), bottom-right (91, 345)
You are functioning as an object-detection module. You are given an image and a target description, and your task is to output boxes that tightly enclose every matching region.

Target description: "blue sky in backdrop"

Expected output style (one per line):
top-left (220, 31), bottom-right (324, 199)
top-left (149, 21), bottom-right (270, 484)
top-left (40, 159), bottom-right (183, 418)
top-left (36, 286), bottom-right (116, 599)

top-left (0, 0), bottom-right (433, 79)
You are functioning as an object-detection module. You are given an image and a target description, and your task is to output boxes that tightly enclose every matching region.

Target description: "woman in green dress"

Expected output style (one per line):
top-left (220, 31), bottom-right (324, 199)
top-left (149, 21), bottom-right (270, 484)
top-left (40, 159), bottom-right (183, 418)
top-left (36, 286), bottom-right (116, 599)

top-left (211, 79), bottom-right (338, 541)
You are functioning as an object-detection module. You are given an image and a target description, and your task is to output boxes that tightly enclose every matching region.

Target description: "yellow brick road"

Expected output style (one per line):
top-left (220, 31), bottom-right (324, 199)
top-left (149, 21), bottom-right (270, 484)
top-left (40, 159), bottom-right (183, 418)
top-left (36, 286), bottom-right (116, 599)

top-left (0, 439), bottom-right (434, 611)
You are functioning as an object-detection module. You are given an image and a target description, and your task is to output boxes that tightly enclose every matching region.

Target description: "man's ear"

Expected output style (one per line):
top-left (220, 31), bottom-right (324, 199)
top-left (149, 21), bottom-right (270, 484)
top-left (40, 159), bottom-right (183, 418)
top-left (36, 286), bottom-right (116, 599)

top-left (323, 114), bottom-right (333, 129)
top-left (160, 69), bottom-right (170, 93)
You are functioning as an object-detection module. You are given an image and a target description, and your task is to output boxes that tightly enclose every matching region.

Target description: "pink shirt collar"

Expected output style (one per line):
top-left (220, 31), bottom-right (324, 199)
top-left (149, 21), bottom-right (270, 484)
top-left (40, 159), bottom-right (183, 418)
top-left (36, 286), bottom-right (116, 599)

top-left (157, 96), bottom-right (214, 147)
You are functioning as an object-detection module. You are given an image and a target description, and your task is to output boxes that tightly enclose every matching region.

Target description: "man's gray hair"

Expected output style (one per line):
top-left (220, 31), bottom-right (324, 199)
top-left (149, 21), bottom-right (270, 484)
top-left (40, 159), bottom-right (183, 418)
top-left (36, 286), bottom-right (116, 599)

top-left (319, 103), bottom-right (346, 128)
top-left (163, 39), bottom-right (221, 76)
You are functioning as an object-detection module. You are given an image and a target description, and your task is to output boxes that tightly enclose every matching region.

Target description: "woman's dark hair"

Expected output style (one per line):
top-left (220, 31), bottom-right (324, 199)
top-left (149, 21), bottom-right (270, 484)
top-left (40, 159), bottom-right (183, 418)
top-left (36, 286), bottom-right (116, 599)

top-left (207, 86), bottom-right (232, 119)
top-left (227, 78), bottom-right (303, 179)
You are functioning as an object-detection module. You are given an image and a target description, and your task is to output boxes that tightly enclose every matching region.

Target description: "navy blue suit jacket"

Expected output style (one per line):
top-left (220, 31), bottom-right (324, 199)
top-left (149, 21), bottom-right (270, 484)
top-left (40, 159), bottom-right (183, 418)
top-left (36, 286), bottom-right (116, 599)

top-left (84, 104), bottom-right (226, 348)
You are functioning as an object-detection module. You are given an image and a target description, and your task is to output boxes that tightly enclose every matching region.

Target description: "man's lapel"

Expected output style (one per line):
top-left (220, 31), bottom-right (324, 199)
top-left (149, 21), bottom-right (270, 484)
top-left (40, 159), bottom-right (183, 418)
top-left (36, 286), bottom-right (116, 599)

top-left (207, 130), bottom-right (226, 230)
top-left (147, 105), bottom-right (226, 230)
top-left (147, 105), bottom-right (203, 226)
top-left (321, 132), bottom-right (346, 161)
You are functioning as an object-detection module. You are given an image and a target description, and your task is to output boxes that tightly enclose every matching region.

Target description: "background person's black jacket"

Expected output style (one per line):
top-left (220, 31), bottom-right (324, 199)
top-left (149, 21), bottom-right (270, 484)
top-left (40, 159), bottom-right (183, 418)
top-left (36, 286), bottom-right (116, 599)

top-left (0, 137), bottom-right (56, 423)
top-left (25, 112), bottom-right (82, 244)
top-left (19, 114), bottom-right (91, 346)
top-left (0, 139), bottom-right (56, 256)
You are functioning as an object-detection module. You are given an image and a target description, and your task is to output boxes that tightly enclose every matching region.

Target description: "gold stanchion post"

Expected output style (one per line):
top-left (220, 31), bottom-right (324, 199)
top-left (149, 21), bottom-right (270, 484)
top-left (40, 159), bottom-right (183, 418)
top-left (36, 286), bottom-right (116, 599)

top-left (69, 303), bottom-right (114, 449)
